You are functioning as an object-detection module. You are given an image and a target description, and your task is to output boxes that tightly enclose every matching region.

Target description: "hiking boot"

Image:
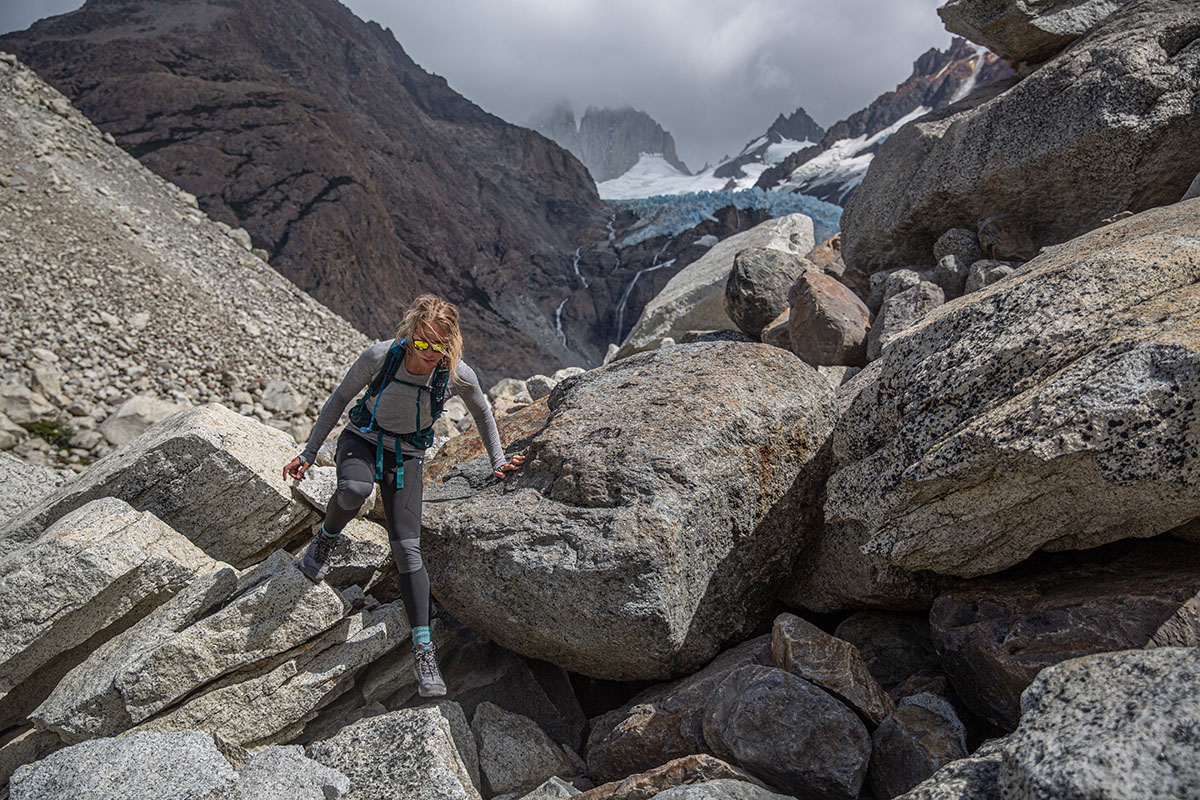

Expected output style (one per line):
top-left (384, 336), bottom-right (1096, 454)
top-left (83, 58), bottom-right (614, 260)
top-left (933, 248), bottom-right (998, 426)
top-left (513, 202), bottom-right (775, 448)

top-left (297, 529), bottom-right (339, 582)
top-left (413, 641), bottom-right (447, 697)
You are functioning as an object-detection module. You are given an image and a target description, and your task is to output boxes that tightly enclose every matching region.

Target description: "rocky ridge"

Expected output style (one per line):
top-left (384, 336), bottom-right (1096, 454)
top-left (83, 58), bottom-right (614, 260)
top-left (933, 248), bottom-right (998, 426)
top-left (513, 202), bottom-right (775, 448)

top-left (711, 107), bottom-right (825, 183)
top-left (757, 37), bottom-right (1013, 205)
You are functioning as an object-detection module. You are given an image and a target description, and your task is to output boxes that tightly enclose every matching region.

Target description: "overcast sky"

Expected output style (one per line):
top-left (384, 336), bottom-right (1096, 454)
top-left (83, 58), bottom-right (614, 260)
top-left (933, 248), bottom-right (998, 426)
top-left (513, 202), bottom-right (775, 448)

top-left (1, 0), bottom-right (955, 168)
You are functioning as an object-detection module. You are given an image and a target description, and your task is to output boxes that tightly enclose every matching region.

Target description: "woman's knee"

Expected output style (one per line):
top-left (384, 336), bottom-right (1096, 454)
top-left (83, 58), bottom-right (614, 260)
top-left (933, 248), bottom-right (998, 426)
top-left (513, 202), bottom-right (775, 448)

top-left (392, 537), bottom-right (424, 574)
top-left (334, 478), bottom-right (374, 510)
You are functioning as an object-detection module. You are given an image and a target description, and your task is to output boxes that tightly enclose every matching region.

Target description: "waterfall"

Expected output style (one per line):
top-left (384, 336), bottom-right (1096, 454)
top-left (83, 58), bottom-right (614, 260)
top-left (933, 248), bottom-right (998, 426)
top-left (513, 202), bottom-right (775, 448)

top-left (572, 246), bottom-right (589, 289)
top-left (613, 237), bottom-right (675, 342)
top-left (555, 297), bottom-right (569, 348)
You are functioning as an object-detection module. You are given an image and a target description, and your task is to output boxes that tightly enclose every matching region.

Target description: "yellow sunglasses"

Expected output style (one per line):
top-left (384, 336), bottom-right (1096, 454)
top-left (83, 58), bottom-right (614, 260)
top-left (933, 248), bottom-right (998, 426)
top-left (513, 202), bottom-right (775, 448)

top-left (410, 338), bottom-right (448, 354)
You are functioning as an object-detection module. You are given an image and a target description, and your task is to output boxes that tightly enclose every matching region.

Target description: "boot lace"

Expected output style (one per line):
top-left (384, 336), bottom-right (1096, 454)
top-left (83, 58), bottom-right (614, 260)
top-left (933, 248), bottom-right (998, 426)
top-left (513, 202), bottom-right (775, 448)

top-left (312, 532), bottom-right (337, 564)
top-left (415, 643), bottom-right (440, 680)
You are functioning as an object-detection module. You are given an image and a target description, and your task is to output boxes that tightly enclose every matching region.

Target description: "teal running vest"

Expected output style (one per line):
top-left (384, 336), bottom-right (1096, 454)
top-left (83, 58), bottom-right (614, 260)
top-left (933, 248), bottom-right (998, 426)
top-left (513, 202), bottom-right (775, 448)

top-left (346, 340), bottom-right (450, 488)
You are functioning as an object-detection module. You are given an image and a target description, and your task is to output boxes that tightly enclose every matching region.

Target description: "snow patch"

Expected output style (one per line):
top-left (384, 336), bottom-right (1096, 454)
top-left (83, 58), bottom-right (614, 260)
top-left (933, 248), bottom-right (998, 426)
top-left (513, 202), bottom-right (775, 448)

top-left (778, 106), bottom-right (930, 200)
top-left (764, 138), bottom-right (814, 164)
top-left (598, 154), bottom-right (730, 200)
top-left (950, 43), bottom-right (991, 104)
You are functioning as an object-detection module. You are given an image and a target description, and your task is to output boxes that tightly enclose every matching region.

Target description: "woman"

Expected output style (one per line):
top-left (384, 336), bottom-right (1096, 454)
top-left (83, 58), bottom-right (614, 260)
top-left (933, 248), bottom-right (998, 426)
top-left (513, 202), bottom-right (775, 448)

top-left (282, 294), bottom-right (524, 697)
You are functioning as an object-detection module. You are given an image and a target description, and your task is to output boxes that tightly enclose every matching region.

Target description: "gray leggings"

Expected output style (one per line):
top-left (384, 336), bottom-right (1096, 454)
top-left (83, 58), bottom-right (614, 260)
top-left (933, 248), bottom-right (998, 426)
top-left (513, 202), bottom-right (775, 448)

top-left (324, 429), bottom-right (430, 628)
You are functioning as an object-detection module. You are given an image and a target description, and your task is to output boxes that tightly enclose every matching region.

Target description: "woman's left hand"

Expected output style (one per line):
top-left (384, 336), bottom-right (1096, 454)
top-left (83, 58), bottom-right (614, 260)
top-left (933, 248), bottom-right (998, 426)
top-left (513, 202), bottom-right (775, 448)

top-left (494, 454), bottom-right (526, 479)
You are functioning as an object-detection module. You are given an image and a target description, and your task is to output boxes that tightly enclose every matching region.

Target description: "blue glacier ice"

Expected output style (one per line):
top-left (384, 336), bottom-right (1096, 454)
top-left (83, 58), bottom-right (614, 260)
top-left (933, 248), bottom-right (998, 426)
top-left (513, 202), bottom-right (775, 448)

top-left (609, 188), bottom-right (841, 249)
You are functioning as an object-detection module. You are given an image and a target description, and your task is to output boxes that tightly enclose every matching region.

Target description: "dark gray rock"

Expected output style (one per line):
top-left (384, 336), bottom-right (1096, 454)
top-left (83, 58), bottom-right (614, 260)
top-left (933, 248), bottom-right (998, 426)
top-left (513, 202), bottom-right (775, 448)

top-left (932, 228), bottom-right (984, 267)
top-left (932, 255), bottom-right (970, 298)
top-left (703, 664), bottom-right (871, 800)
top-left (930, 538), bottom-right (1200, 730)
top-left (867, 268), bottom-right (923, 315)
top-left (771, 612), bottom-right (894, 727)
top-left (723, 248), bottom-right (810, 338)
top-left (833, 612), bottom-right (940, 691)
top-left (586, 637), bottom-right (774, 784)
top-left (868, 700), bottom-right (968, 800)
top-left (780, 510), bottom-right (947, 614)
top-left (963, 260), bottom-right (1017, 294)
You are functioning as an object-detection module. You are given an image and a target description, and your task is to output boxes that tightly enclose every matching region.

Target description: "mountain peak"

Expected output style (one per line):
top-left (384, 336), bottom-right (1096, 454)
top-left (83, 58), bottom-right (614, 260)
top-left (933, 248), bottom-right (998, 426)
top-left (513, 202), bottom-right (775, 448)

top-left (532, 103), bottom-right (690, 182)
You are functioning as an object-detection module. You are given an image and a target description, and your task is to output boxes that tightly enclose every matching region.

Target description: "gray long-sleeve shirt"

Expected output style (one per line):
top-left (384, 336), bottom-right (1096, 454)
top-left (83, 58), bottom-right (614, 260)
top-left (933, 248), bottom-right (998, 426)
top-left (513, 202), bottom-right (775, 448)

top-left (301, 339), bottom-right (506, 470)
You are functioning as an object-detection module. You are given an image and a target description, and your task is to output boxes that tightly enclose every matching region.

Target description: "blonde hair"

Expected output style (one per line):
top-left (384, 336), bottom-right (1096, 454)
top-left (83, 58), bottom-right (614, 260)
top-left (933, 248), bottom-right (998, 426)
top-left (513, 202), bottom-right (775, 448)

top-left (395, 294), bottom-right (466, 385)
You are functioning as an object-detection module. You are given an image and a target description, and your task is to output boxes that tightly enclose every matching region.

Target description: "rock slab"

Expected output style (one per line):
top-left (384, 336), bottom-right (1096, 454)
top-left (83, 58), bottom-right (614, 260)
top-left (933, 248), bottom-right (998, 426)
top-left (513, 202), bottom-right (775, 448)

top-left (828, 201), bottom-right (1200, 578)
top-left (0, 404), bottom-right (317, 566)
top-left (0, 498), bottom-right (216, 699)
top-left (307, 708), bottom-right (482, 800)
top-left (8, 730), bottom-right (238, 800)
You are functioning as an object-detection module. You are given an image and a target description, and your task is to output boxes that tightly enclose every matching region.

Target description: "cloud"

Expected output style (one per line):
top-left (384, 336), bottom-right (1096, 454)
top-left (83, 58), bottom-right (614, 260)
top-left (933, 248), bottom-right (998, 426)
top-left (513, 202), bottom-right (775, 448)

top-left (348, 0), bottom-right (953, 167)
top-left (1, 0), bottom-right (955, 169)
top-left (752, 54), bottom-right (791, 93)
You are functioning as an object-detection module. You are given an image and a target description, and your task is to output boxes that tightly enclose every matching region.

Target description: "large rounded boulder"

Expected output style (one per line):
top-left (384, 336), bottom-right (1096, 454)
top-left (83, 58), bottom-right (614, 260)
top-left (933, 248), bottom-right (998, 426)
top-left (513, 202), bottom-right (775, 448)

top-left (937, 0), bottom-right (1130, 69)
top-left (826, 199), bottom-right (1200, 580)
top-left (422, 342), bottom-right (836, 680)
top-left (841, 0), bottom-right (1200, 272)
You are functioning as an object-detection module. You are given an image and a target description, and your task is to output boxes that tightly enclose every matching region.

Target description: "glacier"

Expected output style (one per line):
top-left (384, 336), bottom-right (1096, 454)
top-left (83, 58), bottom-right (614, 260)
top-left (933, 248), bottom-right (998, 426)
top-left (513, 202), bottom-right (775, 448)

top-left (609, 187), bottom-right (841, 248)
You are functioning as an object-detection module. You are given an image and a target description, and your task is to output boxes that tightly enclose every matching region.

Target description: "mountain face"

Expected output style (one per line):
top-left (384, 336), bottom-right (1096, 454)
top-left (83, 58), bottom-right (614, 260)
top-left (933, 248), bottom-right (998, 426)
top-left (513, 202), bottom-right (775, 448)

top-left (533, 104), bottom-right (690, 183)
top-left (757, 37), bottom-right (1014, 205)
top-left (1, 0), bottom-right (608, 379)
top-left (713, 106), bottom-right (825, 181)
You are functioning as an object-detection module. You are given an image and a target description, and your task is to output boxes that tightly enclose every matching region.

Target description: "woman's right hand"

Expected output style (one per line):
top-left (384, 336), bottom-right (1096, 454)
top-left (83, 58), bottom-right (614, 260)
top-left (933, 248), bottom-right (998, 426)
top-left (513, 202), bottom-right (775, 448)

top-left (283, 456), bottom-right (310, 482)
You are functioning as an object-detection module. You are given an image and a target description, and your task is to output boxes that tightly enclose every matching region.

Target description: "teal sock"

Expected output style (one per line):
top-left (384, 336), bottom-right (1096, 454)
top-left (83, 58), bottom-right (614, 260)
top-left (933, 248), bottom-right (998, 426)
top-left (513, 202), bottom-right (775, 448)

top-left (319, 524), bottom-right (339, 540)
top-left (412, 625), bottom-right (432, 646)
